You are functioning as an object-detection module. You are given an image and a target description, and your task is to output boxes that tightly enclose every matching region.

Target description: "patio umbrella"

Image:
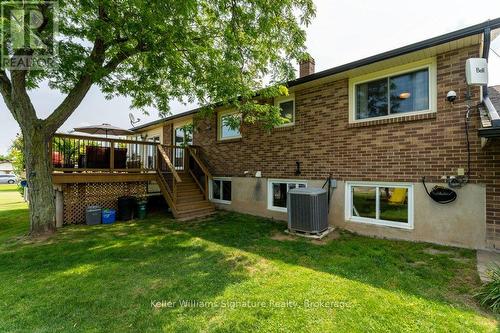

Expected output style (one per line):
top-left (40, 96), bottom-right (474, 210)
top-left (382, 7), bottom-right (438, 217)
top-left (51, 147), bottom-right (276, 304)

top-left (73, 123), bottom-right (134, 138)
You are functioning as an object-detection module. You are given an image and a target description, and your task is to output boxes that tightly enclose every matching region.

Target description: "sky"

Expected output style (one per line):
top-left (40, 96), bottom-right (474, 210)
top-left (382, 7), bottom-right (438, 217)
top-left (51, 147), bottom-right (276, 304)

top-left (1, 0), bottom-right (500, 154)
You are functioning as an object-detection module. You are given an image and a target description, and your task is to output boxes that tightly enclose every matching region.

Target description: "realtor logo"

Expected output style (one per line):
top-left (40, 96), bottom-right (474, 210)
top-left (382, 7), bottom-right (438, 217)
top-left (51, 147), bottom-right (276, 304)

top-left (0, 1), bottom-right (58, 70)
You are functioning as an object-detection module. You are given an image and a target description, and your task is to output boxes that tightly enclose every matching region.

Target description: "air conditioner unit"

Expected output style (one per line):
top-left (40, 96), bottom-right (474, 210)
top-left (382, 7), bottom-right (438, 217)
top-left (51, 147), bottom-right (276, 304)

top-left (288, 188), bottom-right (329, 234)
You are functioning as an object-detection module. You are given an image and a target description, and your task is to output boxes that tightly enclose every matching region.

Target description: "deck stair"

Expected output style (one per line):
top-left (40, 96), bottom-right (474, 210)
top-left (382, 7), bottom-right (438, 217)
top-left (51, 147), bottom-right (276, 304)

top-left (156, 145), bottom-right (215, 219)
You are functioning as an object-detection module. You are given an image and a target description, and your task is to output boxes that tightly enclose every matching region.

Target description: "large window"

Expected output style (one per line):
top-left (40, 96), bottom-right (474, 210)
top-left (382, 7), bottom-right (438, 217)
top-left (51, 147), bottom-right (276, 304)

top-left (350, 59), bottom-right (436, 122)
top-left (267, 179), bottom-right (307, 212)
top-left (345, 182), bottom-right (413, 229)
top-left (274, 94), bottom-right (295, 127)
top-left (218, 111), bottom-right (241, 140)
top-left (211, 178), bottom-right (232, 204)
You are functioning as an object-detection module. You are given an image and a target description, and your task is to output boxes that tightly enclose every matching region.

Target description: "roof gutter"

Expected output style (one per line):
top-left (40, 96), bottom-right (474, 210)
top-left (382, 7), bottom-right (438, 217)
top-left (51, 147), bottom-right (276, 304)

top-left (132, 18), bottom-right (500, 133)
top-left (289, 18), bottom-right (500, 88)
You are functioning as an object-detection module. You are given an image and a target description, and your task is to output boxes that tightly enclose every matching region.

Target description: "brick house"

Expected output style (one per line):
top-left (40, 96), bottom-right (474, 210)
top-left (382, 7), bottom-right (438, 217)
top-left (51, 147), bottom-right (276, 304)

top-left (128, 19), bottom-right (500, 249)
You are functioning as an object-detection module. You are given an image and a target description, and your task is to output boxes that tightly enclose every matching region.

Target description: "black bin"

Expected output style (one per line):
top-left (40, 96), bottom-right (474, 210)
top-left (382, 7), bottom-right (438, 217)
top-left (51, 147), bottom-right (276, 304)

top-left (118, 196), bottom-right (136, 221)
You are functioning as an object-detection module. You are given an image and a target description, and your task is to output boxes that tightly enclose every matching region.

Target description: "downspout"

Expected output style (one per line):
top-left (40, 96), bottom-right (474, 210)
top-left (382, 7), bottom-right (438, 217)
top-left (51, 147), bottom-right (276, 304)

top-left (482, 26), bottom-right (500, 127)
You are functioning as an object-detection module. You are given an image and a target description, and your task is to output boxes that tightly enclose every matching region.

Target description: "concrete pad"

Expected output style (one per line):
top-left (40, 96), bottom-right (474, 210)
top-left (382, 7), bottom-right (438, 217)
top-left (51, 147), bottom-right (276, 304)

top-left (476, 249), bottom-right (500, 282)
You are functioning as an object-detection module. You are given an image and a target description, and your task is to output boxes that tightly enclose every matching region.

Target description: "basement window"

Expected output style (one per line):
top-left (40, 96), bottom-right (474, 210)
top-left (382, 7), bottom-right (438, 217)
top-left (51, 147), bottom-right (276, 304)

top-left (211, 178), bottom-right (232, 204)
top-left (267, 179), bottom-right (307, 212)
top-left (345, 182), bottom-right (414, 229)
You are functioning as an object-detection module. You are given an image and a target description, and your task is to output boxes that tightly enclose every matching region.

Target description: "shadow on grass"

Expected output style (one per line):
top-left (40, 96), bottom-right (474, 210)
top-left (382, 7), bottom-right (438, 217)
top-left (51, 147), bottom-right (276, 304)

top-left (179, 212), bottom-right (483, 309)
top-left (0, 215), bottom-right (248, 332)
top-left (0, 210), bottom-right (496, 331)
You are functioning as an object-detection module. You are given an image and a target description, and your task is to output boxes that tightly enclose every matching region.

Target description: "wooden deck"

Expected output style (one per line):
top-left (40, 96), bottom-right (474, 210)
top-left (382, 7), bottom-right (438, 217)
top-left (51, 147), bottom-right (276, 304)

top-left (51, 133), bottom-right (215, 220)
top-left (52, 172), bottom-right (157, 184)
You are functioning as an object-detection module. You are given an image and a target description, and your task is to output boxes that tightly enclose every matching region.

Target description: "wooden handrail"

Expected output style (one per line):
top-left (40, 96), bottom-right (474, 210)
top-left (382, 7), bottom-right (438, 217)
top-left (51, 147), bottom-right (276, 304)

top-left (186, 146), bottom-right (212, 178)
top-left (53, 133), bottom-right (158, 146)
top-left (186, 145), bottom-right (212, 201)
top-left (157, 145), bottom-right (182, 183)
top-left (155, 173), bottom-right (178, 217)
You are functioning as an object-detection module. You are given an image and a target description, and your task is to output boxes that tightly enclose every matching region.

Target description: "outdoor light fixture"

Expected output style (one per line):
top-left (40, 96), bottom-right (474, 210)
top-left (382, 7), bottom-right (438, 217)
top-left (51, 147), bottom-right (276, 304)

top-left (295, 161), bottom-right (301, 176)
top-left (399, 92), bottom-right (411, 99)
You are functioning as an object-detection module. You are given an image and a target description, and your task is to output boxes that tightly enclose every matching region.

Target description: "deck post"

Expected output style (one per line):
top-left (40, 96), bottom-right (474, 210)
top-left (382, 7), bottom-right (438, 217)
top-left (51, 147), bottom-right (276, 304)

top-left (110, 140), bottom-right (115, 172)
top-left (204, 175), bottom-right (208, 200)
top-left (55, 186), bottom-right (64, 228)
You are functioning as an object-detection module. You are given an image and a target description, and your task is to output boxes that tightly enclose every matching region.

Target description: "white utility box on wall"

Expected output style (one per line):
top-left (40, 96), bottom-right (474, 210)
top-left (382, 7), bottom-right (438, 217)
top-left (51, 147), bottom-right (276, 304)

top-left (465, 58), bottom-right (488, 86)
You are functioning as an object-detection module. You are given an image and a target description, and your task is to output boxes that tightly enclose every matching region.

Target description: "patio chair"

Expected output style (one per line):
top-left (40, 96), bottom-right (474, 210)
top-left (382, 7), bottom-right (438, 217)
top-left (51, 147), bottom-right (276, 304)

top-left (85, 146), bottom-right (110, 169)
top-left (114, 148), bottom-right (127, 169)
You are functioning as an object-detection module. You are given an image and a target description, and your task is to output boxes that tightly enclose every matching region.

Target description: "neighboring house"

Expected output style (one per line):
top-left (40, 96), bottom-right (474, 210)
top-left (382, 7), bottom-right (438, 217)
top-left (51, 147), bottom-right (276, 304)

top-left (490, 85), bottom-right (500, 110)
top-left (128, 19), bottom-right (500, 249)
top-left (0, 160), bottom-right (13, 175)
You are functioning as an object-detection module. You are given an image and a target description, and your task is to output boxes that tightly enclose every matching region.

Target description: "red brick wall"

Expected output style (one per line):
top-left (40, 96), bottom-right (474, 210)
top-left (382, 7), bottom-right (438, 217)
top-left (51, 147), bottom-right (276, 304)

top-left (186, 43), bottom-right (500, 247)
top-left (489, 86), bottom-right (500, 109)
top-left (479, 140), bottom-right (500, 247)
top-left (163, 124), bottom-right (172, 145)
top-left (194, 45), bottom-right (483, 182)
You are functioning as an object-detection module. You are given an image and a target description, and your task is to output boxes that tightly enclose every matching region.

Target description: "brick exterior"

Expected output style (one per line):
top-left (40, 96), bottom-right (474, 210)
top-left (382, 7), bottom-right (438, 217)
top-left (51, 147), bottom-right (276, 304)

top-left (163, 123), bottom-right (173, 145)
top-left (299, 58), bottom-right (315, 77)
top-left (158, 43), bottom-right (500, 247)
top-left (484, 86), bottom-right (500, 245)
top-left (489, 85), bottom-right (500, 110)
top-left (194, 45), bottom-right (484, 182)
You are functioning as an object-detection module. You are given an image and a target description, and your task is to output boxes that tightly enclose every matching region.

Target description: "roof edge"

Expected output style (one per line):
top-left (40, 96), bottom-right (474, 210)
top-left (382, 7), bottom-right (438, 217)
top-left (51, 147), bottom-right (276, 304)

top-left (288, 18), bottom-right (500, 87)
top-left (133, 18), bottom-right (500, 132)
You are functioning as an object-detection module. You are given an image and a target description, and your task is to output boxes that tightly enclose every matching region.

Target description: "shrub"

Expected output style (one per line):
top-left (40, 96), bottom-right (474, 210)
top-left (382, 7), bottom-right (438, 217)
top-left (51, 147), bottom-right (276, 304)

top-left (475, 264), bottom-right (500, 313)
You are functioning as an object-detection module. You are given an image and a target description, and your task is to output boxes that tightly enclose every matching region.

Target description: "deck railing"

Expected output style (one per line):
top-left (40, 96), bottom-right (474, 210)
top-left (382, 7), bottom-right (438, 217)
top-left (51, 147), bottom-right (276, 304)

top-left (155, 144), bottom-right (213, 215)
top-left (51, 133), bottom-right (158, 173)
top-left (187, 145), bottom-right (212, 200)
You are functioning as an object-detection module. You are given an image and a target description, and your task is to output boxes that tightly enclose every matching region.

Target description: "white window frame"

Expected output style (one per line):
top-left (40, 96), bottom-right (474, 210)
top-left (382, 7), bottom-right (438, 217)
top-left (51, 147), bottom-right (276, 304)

top-left (267, 178), bottom-right (307, 212)
top-left (218, 110), bottom-right (242, 141)
top-left (348, 58), bottom-right (437, 124)
top-left (345, 181), bottom-right (414, 230)
top-left (274, 93), bottom-right (295, 127)
top-left (209, 177), bottom-right (232, 204)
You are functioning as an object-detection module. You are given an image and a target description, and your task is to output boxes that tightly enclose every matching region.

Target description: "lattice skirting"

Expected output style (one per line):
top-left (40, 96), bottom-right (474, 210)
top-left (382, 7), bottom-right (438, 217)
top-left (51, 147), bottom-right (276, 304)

top-left (62, 182), bottom-right (148, 224)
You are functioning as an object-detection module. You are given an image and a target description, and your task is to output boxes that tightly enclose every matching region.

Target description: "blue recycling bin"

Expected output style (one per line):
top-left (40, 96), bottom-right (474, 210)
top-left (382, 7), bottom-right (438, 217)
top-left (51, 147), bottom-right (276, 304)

top-left (102, 209), bottom-right (116, 224)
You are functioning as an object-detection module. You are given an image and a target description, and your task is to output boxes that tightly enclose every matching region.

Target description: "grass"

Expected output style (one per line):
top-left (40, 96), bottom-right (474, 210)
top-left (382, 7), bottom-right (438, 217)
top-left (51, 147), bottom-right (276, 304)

top-left (0, 184), bottom-right (28, 243)
top-left (0, 184), bottom-right (18, 192)
top-left (0, 187), bottom-right (498, 332)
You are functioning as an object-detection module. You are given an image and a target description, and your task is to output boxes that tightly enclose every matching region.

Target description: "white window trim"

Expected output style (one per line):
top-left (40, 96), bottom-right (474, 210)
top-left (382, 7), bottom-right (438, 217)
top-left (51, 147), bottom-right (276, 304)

top-left (345, 181), bottom-right (414, 230)
top-left (348, 58), bottom-right (437, 124)
top-left (274, 93), bottom-right (295, 127)
top-left (209, 177), bottom-right (232, 204)
top-left (267, 178), bottom-right (307, 212)
top-left (218, 110), bottom-right (242, 141)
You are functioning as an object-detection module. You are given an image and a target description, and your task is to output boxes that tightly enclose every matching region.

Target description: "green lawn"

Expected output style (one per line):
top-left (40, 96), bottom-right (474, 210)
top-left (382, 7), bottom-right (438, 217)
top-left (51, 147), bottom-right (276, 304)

top-left (0, 184), bottom-right (28, 243)
top-left (0, 187), bottom-right (497, 332)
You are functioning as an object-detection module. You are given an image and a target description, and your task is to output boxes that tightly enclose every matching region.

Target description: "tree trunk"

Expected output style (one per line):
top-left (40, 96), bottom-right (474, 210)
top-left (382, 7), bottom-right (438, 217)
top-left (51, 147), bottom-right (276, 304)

top-left (23, 128), bottom-right (56, 235)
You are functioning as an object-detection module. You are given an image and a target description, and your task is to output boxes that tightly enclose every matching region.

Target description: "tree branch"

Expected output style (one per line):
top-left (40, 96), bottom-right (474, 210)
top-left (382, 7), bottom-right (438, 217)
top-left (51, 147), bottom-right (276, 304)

top-left (0, 70), bottom-right (13, 113)
top-left (44, 3), bottom-right (109, 134)
top-left (44, 40), bottom-right (104, 134)
top-left (10, 70), bottom-right (38, 129)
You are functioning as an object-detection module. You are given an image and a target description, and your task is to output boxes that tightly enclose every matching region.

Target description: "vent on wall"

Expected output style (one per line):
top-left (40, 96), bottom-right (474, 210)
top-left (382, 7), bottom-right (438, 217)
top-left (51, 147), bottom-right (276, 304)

top-left (288, 188), bottom-right (328, 234)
